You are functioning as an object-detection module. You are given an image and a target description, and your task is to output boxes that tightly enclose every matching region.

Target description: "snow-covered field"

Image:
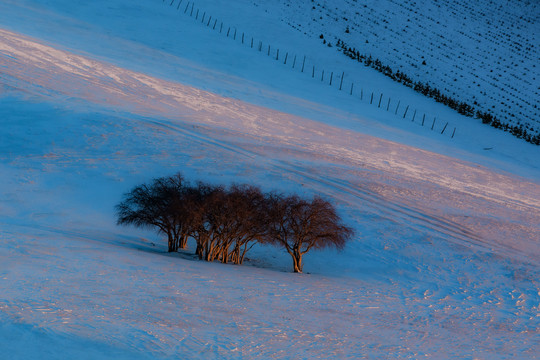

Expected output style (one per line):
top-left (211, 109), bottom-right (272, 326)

top-left (268, 0), bottom-right (540, 136)
top-left (1, 0), bottom-right (539, 358)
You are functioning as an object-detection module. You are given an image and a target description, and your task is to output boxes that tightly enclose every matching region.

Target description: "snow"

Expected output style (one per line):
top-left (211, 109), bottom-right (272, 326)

top-left (263, 0), bottom-right (540, 136)
top-left (1, 0), bottom-right (539, 359)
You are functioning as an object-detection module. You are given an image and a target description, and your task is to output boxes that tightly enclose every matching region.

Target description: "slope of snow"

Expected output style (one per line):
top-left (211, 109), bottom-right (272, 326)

top-left (258, 0), bottom-right (540, 135)
top-left (1, 0), bottom-right (539, 359)
top-left (1, 0), bottom-right (539, 177)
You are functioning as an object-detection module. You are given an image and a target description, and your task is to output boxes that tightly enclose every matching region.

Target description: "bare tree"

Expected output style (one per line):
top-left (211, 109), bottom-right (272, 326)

top-left (182, 182), bottom-right (224, 260)
top-left (115, 173), bottom-right (189, 252)
top-left (226, 184), bottom-right (269, 265)
top-left (183, 183), bottom-right (269, 264)
top-left (267, 194), bottom-right (354, 273)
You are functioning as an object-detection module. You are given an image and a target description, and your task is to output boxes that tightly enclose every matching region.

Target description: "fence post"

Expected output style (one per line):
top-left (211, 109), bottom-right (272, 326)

top-left (339, 71), bottom-right (344, 90)
top-left (207, 16), bottom-right (212, 26)
top-left (361, 89), bottom-right (363, 101)
top-left (386, 98), bottom-right (391, 111)
top-left (378, 93), bottom-right (383, 108)
top-left (220, 22), bottom-right (223, 33)
top-left (321, 70), bottom-right (324, 81)
top-left (177, 0), bottom-right (183, 10)
top-left (201, 12), bottom-right (205, 23)
top-left (184, 2), bottom-right (189, 13)
top-left (234, 29), bottom-right (237, 40)
top-left (422, 114), bottom-right (425, 126)
top-left (330, 72), bottom-right (333, 85)
top-left (451, 127), bottom-right (456, 138)
top-left (370, 92), bottom-right (373, 104)
top-left (350, 83), bottom-right (354, 95)
top-left (276, 49), bottom-right (279, 60)
top-left (395, 100), bottom-right (400, 115)
top-left (190, 3), bottom-right (194, 16)
top-left (441, 122), bottom-right (448, 134)
top-left (284, 52), bottom-right (288, 64)
top-left (312, 65), bottom-right (315, 78)
top-left (242, 33), bottom-right (244, 44)
top-left (412, 110), bottom-right (416, 122)
top-left (213, 19), bottom-right (217, 29)
top-left (292, 55), bottom-right (297, 68)
top-left (301, 56), bottom-right (306, 72)
top-left (402, 105), bottom-right (409, 119)
top-left (267, 45), bottom-right (270, 56)
top-left (431, 117), bottom-right (436, 130)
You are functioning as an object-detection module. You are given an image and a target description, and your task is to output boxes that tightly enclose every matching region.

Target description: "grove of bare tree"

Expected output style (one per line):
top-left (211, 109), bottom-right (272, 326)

top-left (116, 173), bottom-right (354, 273)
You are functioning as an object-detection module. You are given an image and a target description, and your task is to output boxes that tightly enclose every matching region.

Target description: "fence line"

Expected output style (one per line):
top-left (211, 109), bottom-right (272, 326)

top-left (159, 0), bottom-right (456, 138)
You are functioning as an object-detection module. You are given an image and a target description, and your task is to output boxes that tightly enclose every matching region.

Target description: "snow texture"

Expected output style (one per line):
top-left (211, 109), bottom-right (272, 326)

top-left (0, 0), bottom-right (539, 359)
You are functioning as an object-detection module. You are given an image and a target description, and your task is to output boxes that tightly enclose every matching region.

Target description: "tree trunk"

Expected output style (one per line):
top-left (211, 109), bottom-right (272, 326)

top-left (205, 239), bottom-right (218, 262)
top-left (195, 242), bottom-right (203, 259)
top-left (179, 234), bottom-right (188, 249)
top-left (167, 231), bottom-right (175, 252)
top-left (194, 234), bottom-right (205, 259)
top-left (229, 245), bottom-right (239, 264)
top-left (221, 247), bottom-right (228, 264)
top-left (239, 242), bottom-right (254, 265)
top-left (292, 252), bottom-right (303, 273)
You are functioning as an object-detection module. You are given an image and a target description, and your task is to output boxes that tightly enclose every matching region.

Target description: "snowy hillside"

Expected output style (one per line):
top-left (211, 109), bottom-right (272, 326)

top-left (1, 0), bottom-right (539, 359)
